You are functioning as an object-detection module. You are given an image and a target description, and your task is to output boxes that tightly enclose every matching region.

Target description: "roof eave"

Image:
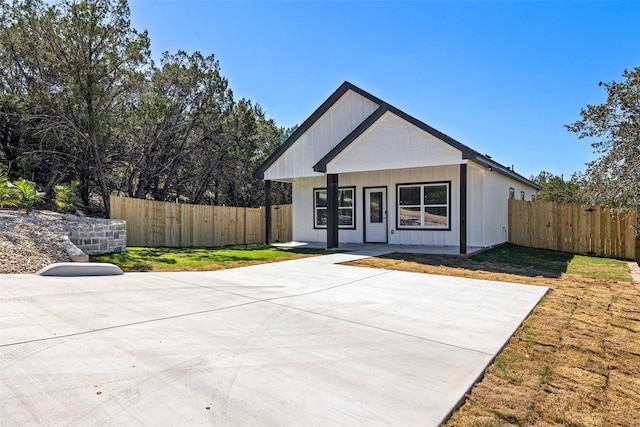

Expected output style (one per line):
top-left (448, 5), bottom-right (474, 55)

top-left (469, 155), bottom-right (541, 190)
top-left (253, 81), bottom-right (382, 180)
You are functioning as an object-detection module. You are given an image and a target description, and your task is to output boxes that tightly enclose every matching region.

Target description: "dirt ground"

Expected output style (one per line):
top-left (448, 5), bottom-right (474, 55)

top-left (348, 252), bottom-right (640, 427)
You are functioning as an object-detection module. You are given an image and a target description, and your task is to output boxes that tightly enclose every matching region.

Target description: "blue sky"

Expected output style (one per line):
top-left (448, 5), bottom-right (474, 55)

top-left (129, 0), bottom-right (639, 180)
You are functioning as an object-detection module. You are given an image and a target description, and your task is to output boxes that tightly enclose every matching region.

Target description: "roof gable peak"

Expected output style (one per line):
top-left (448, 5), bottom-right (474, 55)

top-left (253, 81), bottom-right (540, 190)
top-left (252, 81), bottom-right (381, 179)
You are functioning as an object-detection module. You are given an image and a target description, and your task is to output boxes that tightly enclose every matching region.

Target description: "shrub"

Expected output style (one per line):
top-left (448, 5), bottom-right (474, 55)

top-left (13, 178), bottom-right (43, 214)
top-left (54, 180), bottom-right (83, 213)
top-left (0, 170), bottom-right (19, 208)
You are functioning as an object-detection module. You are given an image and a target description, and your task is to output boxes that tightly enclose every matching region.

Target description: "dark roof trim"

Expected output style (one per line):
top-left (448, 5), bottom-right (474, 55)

top-left (313, 98), bottom-right (539, 189)
top-left (313, 105), bottom-right (389, 172)
top-left (255, 81), bottom-right (540, 190)
top-left (469, 155), bottom-right (542, 190)
top-left (252, 81), bottom-right (383, 179)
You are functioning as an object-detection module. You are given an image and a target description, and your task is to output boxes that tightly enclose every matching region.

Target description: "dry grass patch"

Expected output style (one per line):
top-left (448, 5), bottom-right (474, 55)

top-left (346, 245), bottom-right (640, 426)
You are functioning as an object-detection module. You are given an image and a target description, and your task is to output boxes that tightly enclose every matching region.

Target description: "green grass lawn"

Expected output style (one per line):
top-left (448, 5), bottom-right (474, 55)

top-left (566, 253), bottom-right (633, 281)
top-left (471, 244), bottom-right (632, 282)
top-left (471, 244), bottom-right (575, 277)
top-left (91, 244), bottom-right (322, 272)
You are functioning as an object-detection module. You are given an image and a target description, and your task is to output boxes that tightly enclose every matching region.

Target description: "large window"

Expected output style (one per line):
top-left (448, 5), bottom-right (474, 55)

top-left (314, 187), bottom-right (355, 229)
top-left (397, 182), bottom-right (450, 229)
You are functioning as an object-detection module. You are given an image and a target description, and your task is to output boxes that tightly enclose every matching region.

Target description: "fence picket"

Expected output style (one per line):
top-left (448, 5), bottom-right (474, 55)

top-left (110, 196), bottom-right (292, 247)
top-left (508, 199), bottom-right (637, 260)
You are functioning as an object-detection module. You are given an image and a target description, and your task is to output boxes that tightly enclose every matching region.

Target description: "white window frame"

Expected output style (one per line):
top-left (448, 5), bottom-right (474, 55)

top-left (313, 187), bottom-right (355, 229)
top-left (396, 182), bottom-right (450, 230)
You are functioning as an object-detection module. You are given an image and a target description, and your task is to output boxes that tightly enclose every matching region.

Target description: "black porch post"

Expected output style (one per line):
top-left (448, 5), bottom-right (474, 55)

top-left (265, 180), bottom-right (272, 245)
top-left (459, 164), bottom-right (467, 255)
top-left (326, 174), bottom-right (339, 249)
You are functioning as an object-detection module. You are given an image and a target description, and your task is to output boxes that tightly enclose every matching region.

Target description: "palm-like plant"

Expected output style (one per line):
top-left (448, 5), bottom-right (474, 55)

top-left (0, 170), bottom-right (19, 208)
top-left (54, 180), bottom-right (83, 213)
top-left (13, 178), bottom-right (43, 214)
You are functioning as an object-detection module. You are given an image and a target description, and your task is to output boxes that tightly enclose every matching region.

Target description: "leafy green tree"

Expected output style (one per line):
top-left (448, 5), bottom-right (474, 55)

top-left (1, 1), bottom-right (289, 212)
top-left (54, 180), bottom-right (84, 212)
top-left (216, 99), bottom-right (282, 206)
top-left (566, 67), bottom-right (640, 209)
top-left (116, 50), bottom-right (288, 207)
top-left (0, 0), bottom-right (151, 216)
top-left (531, 171), bottom-right (586, 203)
top-left (279, 125), bottom-right (299, 145)
top-left (118, 50), bottom-right (231, 202)
top-left (13, 178), bottom-right (42, 214)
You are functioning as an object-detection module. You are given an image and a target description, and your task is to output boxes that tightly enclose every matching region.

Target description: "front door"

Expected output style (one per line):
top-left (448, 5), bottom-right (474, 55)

top-left (365, 187), bottom-right (387, 243)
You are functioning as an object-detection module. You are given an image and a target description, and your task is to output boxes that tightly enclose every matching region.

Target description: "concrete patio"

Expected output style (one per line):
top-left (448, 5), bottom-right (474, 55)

top-left (1, 251), bottom-right (547, 426)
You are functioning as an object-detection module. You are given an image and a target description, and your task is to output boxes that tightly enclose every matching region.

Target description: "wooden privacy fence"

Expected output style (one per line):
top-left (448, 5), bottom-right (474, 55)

top-left (508, 199), bottom-right (637, 260)
top-left (110, 196), bottom-right (292, 247)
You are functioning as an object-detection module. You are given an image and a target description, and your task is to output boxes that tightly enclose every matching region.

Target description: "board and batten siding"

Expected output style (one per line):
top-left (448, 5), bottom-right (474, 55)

top-left (264, 90), bottom-right (379, 181)
top-left (325, 112), bottom-right (463, 174)
top-left (467, 164), bottom-right (485, 247)
top-left (466, 163), bottom-right (538, 248)
top-left (292, 165), bottom-right (461, 245)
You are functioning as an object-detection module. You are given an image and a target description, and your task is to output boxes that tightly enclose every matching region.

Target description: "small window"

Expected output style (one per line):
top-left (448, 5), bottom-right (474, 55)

top-left (397, 182), bottom-right (450, 229)
top-left (369, 191), bottom-right (383, 223)
top-left (509, 187), bottom-right (515, 199)
top-left (520, 191), bottom-right (525, 201)
top-left (313, 187), bottom-right (355, 229)
top-left (531, 194), bottom-right (536, 201)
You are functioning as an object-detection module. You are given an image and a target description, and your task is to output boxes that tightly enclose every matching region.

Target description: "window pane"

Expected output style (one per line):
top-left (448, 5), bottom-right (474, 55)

top-left (369, 191), bottom-right (382, 223)
top-left (399, 207), bottom-right (421, 226)
top-left (338, 208), bottom-right (353, 226)
top-left (509, 187), bottom-right (515, 199)
top-left (316, 208), bottom-right (327, 226)
top-left (424, 185), bottom-right (447, 205)
top-left (315, 190), bottom-right (327, 208)
top-left (424, 207), bottom-right (447, 227)
top-left (399, 186), bottom-right (420, 205)
top-left (338, 189), bottom-right (353, 208)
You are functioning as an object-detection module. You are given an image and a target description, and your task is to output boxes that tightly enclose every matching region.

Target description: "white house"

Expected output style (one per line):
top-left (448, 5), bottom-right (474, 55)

top-left (253, 82), bottom-right (540, 254)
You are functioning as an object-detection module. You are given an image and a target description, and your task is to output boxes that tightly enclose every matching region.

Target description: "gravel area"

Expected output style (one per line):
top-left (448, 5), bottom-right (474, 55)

top-left (0, 210), bottom-right (113, 274)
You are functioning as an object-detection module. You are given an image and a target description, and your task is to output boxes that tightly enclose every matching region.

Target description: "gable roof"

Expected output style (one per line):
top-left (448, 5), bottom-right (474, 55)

top-left (252, 81), bottom-right (382, 180)
top-left (254, 81), bottom-right (540, 190)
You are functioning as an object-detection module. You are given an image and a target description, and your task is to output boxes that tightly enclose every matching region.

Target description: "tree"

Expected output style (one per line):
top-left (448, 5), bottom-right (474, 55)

top-left (566, 67), bottom-right (640, 209)
top-left (117, 50), bottom-right (233, 202)
top-left (1, 0), bottom-right (289, 213)
top-left (0, 0), bottom-right (150, 216)
top-left (279, 124), bottom-right (299, 145)
top-left (116, 51), bottom-right (287, 207)
top-left (531, 171), bottom-right (586, 203)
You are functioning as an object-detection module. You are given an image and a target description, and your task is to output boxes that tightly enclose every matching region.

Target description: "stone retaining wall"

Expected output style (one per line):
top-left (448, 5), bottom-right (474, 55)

top-left (69, 220), bottom-right (126, 255)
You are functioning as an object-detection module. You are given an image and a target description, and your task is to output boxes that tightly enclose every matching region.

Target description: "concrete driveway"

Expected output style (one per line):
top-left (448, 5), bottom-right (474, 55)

top-left (1, 252), bottom-right (547, 426)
